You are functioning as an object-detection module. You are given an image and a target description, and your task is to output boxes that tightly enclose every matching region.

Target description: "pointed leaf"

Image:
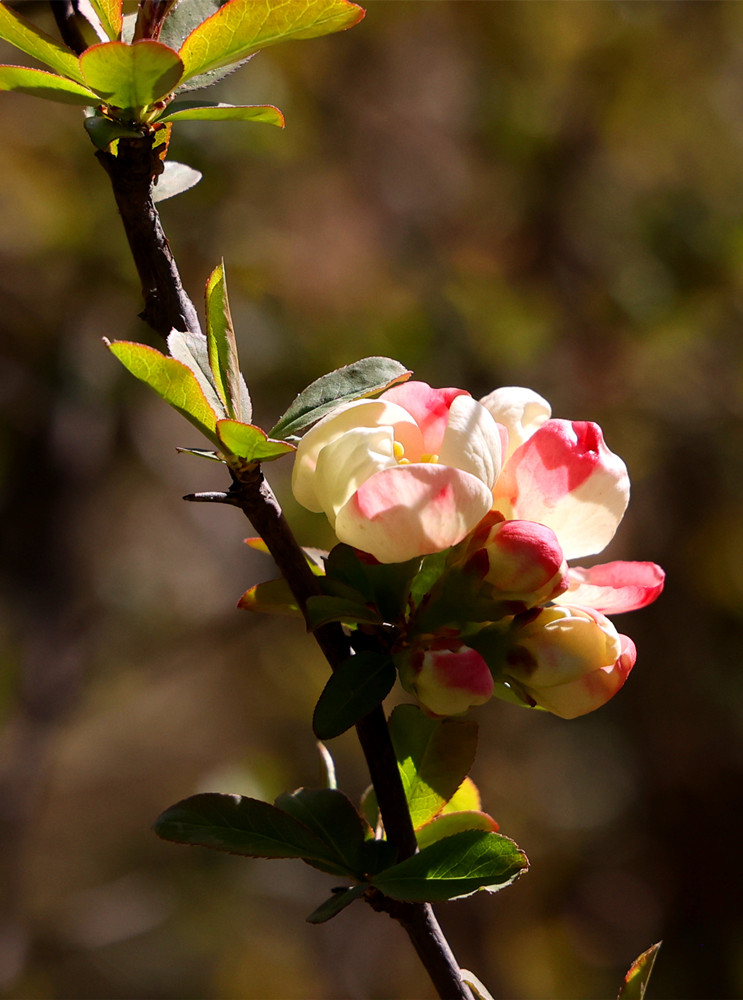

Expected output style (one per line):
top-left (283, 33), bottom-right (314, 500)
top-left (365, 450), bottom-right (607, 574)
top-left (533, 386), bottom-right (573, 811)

top-left (306, 883), bottom-right (367, 924)
top-left (159, 101), bottom-right (284, 126)
top-left (618, 942), bottom-right (662, 1000)
top-left (178, 0), bottom-right (364, 84)
top-left (205, 261), bottom-right (251, 421)
top-left (216, 420), bottom-right (295, 463)
top-left (80, 40), bottom-right (183, 111)
top-left (0, 65), bottom-right (97, 105)
top-left (88, 0), bottom-right (123, 40)
top-left (415, 811), bottom-right (499, 851)
top-left (270, 357), bottom-right (411, 439)
top-left (370, 829), bottom-right (528, 902)
top-left (152, 160), bottom-right (202, 202)
top-left (305, 594), bottom-right (383, 629)
top-left (153, 792), bottom-right (343, 865)
top-left (166, 328), bottom-right (226, 417)
top-left (107, 340), bottom-right (218, 443)
top-left (313, 651), bottom-right (396, 741)
top-left (0, 4), bottom-right (85, 83)
top-left (274, 788), bottom-right (367, 877)
top-left (388, 704), bottom-right (478, 828)
top-left (237, 577), bottom-right (302, 617)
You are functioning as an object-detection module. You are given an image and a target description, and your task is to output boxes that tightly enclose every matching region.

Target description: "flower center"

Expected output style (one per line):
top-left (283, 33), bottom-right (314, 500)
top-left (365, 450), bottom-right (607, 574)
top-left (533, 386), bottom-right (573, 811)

top-left (393, 441), bottom-right (439, 466)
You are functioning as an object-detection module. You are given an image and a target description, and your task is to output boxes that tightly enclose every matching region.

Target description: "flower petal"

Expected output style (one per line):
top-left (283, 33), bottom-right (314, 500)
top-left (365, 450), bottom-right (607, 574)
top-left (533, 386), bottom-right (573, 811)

top-left (314, 426), bottom-right (397, 522)
top-left (479, 386), bottom-right (551, 459)
top-left (528, 634), bottom-right (636, 719)
top-left (380, 381), bottom-right (469, 455)
top-left (492, 419), bottom-right (630, 560)
top-left (335, 464), bottom-right (493, 563)
top-left (555, 561), bottom-right (665, 614)
top-left (438, 395), bottom-right (503, 488)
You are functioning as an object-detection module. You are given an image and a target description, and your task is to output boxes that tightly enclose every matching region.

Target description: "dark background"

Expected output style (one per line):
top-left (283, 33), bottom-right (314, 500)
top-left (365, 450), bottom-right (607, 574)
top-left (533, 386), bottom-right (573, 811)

top-left (1, 2), bottom-right (742, 997)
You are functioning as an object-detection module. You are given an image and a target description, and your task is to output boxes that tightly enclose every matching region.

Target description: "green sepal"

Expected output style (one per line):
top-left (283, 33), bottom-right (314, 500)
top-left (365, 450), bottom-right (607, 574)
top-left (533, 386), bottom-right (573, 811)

top-left (388, 704), bottom-right (478, 829)
top-left (369, 829), bottom-right (528, 903)
top-left (618, 942), bottom-right (662, 1000)
top-left (107, 340), bottom-right (219, 444)
top-left (269, 357), bottom-right (411, 439)
top-left (79, 40), bottom-right (183, 116)
top-left (274, 788), bottom-right (367, 878)
top-left (158, 101), bottom-right (285, 127)
top-left (204, 261), bottom-right (251, 421)
top-left (237, 578), bottom-right (302, 618)
top-left (88, 0), bottom-right (123, 41)
top-left (0, 65), bottom-right (97, 105)
top-left (177, 0), bottom-right (365, 85)
top-left (304, 594), bottom-right (383, 630)
top-left (305, 883), bottom-right (368, 924)
top-left (313, 651), bottom-right (396, 741)
top-left (0, 4), bottom-right (86, 83)
top-left (216, 420), bottom-right (295, 464)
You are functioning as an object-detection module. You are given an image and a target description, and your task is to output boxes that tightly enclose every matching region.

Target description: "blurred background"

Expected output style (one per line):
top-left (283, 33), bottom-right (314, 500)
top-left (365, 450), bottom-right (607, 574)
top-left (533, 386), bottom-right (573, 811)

top-left (1, 1), bottom-right (742, 997)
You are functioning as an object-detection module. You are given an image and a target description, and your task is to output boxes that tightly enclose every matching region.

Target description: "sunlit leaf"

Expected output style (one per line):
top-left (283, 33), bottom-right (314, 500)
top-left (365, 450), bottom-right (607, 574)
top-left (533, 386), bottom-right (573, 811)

top-left (80, 40), bottom-right (183, 111)
top-left (270, 357), bottom-right (410, 439)
top-left (88, 0), bottom-right (123, 40)
top-left (388, 704), bottom-right (478, 829)
top-left (205, 261), bottom-right (251, 421)
top-left (166, 328), bottom-right (225, 417)
top-left (216, 420), bottom-right (295, 463)
top-left (178, 0), bottom-right (365, 84)
top-left (159, 101), bottom-right (284, 127)
top-left (415, 810), bottom-right (499, 850)
top-left (107, 340), bottom-right (218, 443)
top-left (306, 883), bottom-right (367, 924)
top-left (441, 776), bottom-right (482, 815)
top-left (152, 160), bottom-right (202, 202)
top-left (0, 3), bottom-right (86, 83)
top-left (313, 651), bottom-right (396, 741)
top-left (618, 942), bottom-right (662, 1000)
top-left (237, 578), bottom-right (302, 617)
top-left (274, 788), bottom-right (367, 877)
top-left (0, 65), bottom-right (97, 105)
top-left (305, 594), bottom-right (383, 629)
top-left (153, 792), bottom-right (344, 866)
top-left (370, 829), bottom-right (528, 902)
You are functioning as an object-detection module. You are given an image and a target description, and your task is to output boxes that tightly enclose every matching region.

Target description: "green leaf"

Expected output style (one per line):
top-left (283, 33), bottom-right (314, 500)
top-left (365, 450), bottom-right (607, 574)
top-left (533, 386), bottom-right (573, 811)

top-left (205, 261), bottom-right (251, 421)
top-left (79, 40), bottom-right (183, 112)
top-left (88, 0), bottom-right (123, 40)
top-left (270, 357), bottom-right (411, 439)
top-left (0, 3), bottom-right (86, 83)
top-left (107, 340), bottom-right (219, 443)
top-left (370, 829), bottom-right (528, 902)
top-left (313, 651), bottom-right (396, 741)
top-left (305, 594), bottom-right (383, 629)
top-left (159, 0), bottom-right (222, 50)
top-left (237, 578), bottom-right (302, 618)
top-left (166, 329), bottom-right (226, 417)
top-left (305, 883), bottom-right (367, 924)
top-left (84, 111), bottom-right (143, 149)
top-left (152, 160), bottom-right (202, 202)
top-left (178, 0), bottom-right (365, 84)
top-left (216, 420), bottom-right (295, 463)
top-left (0, 65), bottom-right (98, 105)
top-left (388, 704), bottom-right (478, 828)
top-left (618, 942), bottom-right (662, 1000)
top-left (324, 544), bottom-right (421, 623)
top-left (441, 776), bottom-right (482, 815)
top-left (415, 811), bottom-right (499, 851)
top-left (274, 788), bottom-right (367, 877)
top-left (153, 792), bottom-right (343, 866)
top-left (158, 101), bottom-right (285, 127)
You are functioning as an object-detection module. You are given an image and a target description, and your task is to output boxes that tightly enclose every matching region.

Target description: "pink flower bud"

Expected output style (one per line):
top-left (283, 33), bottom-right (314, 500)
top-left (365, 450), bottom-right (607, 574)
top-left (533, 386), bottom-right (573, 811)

top-left (397, 643), bottom-right (494, 717)
top-left (504, 604), bottom-right (636, 719)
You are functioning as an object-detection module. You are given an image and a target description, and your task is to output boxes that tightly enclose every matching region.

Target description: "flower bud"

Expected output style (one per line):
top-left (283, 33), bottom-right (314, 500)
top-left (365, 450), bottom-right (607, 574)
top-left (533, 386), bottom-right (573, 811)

top-left (397, 643), bottom-right (494, 717)
top-left (504, 604), bottom-right (636, 719)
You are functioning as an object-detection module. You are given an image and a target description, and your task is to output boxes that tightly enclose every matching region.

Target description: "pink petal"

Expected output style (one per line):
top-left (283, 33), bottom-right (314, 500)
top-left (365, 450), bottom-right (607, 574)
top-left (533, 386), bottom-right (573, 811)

top-left (492, 419), bottom-right (630, 560)
top-left (556, 561), bottom-right (665, 614)
top-left (533, 635), bottom-right (635, 719)
top-left (381, 381), bottom-right (469, 455)
top-left (335, 464), bottom-right (493, 563)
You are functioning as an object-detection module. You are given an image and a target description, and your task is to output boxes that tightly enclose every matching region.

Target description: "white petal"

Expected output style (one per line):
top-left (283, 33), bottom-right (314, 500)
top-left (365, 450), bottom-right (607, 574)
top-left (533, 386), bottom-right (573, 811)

top-left (479, 386), bottom-right (551, 459)
top-left (438, 396), bottom-right (503, 488)
top-left (314, 426), bottom-right (397, 522)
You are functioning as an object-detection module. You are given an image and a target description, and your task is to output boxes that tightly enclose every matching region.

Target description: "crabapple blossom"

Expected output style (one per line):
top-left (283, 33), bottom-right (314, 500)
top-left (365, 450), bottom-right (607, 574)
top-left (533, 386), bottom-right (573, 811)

top-left (292, 381), bottom-right (503, 562)
top-left (397, 642), bottom-right (495, 717)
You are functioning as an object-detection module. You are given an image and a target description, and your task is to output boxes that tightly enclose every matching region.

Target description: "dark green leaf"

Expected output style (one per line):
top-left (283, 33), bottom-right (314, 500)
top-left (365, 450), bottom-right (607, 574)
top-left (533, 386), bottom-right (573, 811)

top-left (360, 838), bottom-right (397, 875)
top-left (618, 942), bottom-right (662, 1000)
top-left (178, 0), bottom-right (364, 84)
top-left (370, 829), bottom-right (528, 902)
top-left (84, 112), bottom-right (143, 149)
top-left (153, 792), bottom-right (342, 866)
top-left (313, 651), bottom-right (396, 740)
top-left (325, 544), bottom-right (421, 623)
top-left (205, 261), bottom-right (251, 421)
top-left (388, 704), bottom-right (478, 828)
top-left (305, 883), bottom-right (367, 924)
top-left (0, 65), bottom-right (98, 105)
top-left (274, 788), bottom-right (367, 877)
top-left (305, 594), bottom-right (383, 629)
top-left (408, 550), bottom-right (450, 611)
top-left (269, 357), bottom-right (411, 439)
top-left (159, 101), bottom-right (284, 127)
top-left (0, 4), bottom-right (86, 83)
top-left (152, 160), bottom-right (202, 202)
top-left (80, 40), bottom-right (183, 112)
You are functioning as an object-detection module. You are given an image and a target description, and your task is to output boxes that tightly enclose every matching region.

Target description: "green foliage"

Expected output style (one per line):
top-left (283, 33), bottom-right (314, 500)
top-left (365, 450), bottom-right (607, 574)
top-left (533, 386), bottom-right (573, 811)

top-left (205, 260), bottom-right (251, 422)
top-left (79, 40), bottom-right (183, 114)
top-left (269, 357), bottom-right (411, 438)
top-left (369, 829), bottom-right (528, 902)
top-left (274, 787), bottom-right (368, 877)
top-left (237, 578), bottom-right (302, 617)
top-left (304, 595), bottom-right (383, 629)
top-left (0, 2), bottom-right (85, 82)
top-left (88, 0), bottom-right (123, 42)
top-left (159, 101), bottom-right (285, 127)
top-left (414, 809), bottom-right (499, 851)
top-left (312, 651), bottom-right (397, 740)
top-left (618, 943), bottom-right (662, 1000)
top-left (216, 420), bottom-right (295, 463)
top-left (0, 66), bottom-right (97, 105)
top-left (305, 884), bottom-right (368, 924)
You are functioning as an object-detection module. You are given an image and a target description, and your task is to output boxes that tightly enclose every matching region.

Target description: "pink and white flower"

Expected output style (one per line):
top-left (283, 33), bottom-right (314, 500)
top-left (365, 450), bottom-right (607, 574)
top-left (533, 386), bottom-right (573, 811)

top-left (292, 381), bottom-right (503, 563)
top-left (397, 642), bottom-right (495, 717)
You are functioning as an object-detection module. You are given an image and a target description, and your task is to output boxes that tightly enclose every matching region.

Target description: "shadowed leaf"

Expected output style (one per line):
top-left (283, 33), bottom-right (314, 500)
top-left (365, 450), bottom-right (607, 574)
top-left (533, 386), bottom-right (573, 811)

top-left (237, 577), bottom-right (301, 617)
top-left (305, 594), bottom-right (383, 629)
top-left (618, 942), bottom-right (662, 1000)
top-left (274, 788), bottom-right (367, 877)
top-left (305, 883), bottom-right (367, 924)
top-left (313, 651), bottom-right (396, 740)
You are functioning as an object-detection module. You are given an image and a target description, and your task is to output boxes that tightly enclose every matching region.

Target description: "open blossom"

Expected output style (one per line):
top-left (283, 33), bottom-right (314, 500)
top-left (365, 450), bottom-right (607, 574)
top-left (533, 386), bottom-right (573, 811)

top-left (292, 381), bottom-right (503, 562)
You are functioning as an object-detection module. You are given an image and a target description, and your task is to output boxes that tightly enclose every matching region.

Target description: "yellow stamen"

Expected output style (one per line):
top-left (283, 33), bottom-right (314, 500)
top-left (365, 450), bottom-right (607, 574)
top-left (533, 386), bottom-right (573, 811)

top-left (393, 441), bottom-right (405, 461)
top-left (420, 453), bottom-right (439, 464)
